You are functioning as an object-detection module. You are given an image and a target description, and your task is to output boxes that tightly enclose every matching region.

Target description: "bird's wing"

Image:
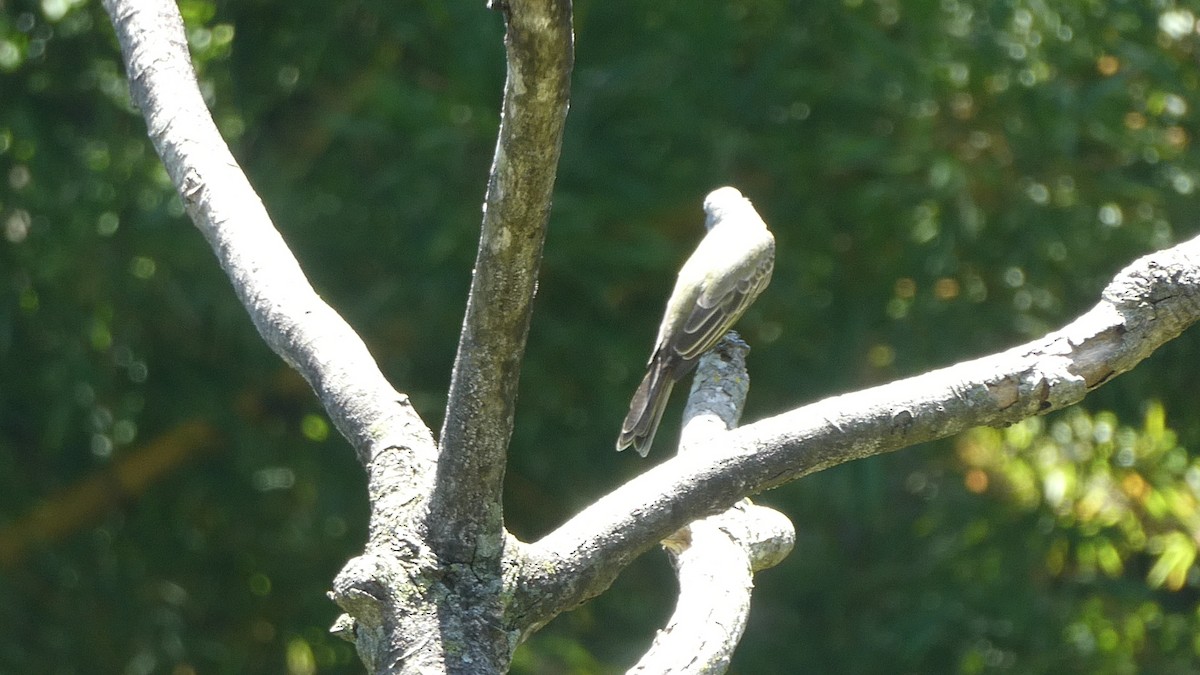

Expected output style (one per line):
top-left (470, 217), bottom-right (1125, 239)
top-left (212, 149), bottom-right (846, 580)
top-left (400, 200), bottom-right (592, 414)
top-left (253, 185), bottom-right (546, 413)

top-left (674, 237), bottom-right (775, 361)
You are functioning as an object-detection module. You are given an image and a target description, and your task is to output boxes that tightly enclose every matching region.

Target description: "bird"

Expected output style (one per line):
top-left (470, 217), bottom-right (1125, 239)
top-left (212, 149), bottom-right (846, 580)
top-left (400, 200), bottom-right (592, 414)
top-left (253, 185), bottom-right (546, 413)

top-left (617, 186), bottom-right (775, 456)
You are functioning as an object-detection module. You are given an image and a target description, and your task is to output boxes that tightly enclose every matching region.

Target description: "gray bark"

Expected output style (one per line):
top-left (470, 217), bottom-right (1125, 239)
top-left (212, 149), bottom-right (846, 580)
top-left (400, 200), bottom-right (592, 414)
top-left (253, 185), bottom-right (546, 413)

top-left (100, 0), bottom-right (1200, 672)
top-left (630, 336), bottom-right (795, 674)
top-left (520, 238), bottom-right (1200, 624)
top-left (99, 0), bottom-right (434, 471)
top-left (432, 0), bottom-right (573, 566)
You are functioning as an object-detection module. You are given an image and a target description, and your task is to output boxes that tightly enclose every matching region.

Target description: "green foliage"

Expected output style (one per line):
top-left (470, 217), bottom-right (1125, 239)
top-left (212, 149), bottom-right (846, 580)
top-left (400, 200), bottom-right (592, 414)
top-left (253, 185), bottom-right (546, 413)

top-left (952, 404), bottom-right (1200, 671)
top-left (960, 403), bottom-right (1200, 592)
top-left (2, 0), bottom-right (1200, 672)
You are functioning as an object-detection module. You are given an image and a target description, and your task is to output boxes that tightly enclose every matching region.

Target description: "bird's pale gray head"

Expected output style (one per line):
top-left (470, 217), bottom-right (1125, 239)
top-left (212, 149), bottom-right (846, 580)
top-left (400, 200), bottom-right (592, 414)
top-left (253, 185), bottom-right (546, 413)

top-left (703, 186), bottom-right (751, 230)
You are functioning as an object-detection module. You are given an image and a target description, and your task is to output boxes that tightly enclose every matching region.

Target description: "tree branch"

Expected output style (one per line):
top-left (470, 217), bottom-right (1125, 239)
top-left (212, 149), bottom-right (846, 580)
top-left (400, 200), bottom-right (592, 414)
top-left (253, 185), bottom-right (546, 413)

top-left (517, 232), bottom-right (1200, 627)
top-left (632, 501), bottom-right (794, 674)
top-left (630, 337), bottom-right (795, 673)
top-left (100, 0), bottom-right (434, 471)
top-left (430, 0), bottom-right (574, 562)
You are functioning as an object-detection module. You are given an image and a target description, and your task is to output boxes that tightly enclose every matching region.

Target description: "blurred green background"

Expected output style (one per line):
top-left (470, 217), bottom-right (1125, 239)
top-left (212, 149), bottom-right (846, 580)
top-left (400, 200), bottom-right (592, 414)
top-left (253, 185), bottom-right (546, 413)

top-left (4, 0), bottom-right (1200, 672)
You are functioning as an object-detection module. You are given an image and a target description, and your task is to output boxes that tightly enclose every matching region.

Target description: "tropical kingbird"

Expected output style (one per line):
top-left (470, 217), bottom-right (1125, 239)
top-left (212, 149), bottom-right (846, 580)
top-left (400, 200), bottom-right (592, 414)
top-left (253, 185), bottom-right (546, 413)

top-left (617, 186), bottom-right (775, 456)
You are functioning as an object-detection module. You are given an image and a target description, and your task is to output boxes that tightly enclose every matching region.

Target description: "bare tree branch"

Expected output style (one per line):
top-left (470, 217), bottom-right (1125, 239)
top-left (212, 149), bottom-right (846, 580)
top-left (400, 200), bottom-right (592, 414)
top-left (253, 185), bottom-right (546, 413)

top-left (632, 501), bottom-right (794, 675)
top-left (100, 0), bottom-right (434, 472)
top-left (101, 0), bottom-right (1200, 670)
top-left (517, 234), bottom-right (1200, 627)
top-left (329, 1), bottom-right (574, 670)
top-left (630, 337), bottom-right (795, 673)
top-left (430, 0), bottom-right (574, 562)
top-left (98, 8), bottom-right (452, 667)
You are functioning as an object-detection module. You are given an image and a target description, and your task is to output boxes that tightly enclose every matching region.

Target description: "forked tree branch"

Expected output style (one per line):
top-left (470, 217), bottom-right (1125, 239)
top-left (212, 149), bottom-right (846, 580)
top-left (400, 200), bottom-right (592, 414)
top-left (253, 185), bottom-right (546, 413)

top-left (516, 236), bottom-right (1200, 626)
top-left (99, 0), bottom-right (435, 472)
top-left (99, 0), bottom-right (1200, 670)
top-left (633, 500), bottom-right (794, 674)
top-left (103, 2), bottom-right (455, 668)
top-left (631, 338), bottom-right (795, 673)
top-left (430, 0), bottom-right (574, 562)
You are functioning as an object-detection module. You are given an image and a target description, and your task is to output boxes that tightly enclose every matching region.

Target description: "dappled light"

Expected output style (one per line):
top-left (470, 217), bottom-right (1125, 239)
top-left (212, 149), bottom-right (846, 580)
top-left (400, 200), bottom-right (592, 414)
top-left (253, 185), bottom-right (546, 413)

top-left (3, 0), bottom-right (1200, 671)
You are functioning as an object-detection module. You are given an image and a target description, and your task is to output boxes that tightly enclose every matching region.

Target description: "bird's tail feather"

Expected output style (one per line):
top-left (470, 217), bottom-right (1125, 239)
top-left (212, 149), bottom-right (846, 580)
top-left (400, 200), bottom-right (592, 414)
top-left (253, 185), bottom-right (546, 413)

top-left (617, 365), bottom-right (675, 457)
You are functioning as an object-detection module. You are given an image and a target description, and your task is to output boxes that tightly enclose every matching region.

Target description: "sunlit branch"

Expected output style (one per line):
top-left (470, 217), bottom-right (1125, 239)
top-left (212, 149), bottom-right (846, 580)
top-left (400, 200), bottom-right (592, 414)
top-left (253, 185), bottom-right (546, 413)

top-left (631, 337), bottom-right (795, 672)
top-left (100, 0), bottom-right (434, 469)
top-left (430, 0), bottom-right (574, 562)
top-left (519, 232), bottom-right (1200, 625)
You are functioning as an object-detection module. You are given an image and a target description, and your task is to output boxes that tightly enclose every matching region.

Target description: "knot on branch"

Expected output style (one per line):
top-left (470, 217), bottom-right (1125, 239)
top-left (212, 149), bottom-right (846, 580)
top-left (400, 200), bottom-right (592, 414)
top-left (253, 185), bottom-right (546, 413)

top-left (661, 500), bottom-right (795, 572)
top-left (1103, 245), bottom-right (1200, 330)
top-left (328, 553), bottom-right (395, 671)
top-left (330, 553), bottom-right (391, 628)
top-left (1025, 355), bottom-right (1086, 414)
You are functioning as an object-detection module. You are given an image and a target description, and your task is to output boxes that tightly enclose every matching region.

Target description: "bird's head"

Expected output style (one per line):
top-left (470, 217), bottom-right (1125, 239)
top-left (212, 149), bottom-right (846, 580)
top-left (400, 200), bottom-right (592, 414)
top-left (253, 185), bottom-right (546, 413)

top-left (703, 186), bottom-right (751, 230)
